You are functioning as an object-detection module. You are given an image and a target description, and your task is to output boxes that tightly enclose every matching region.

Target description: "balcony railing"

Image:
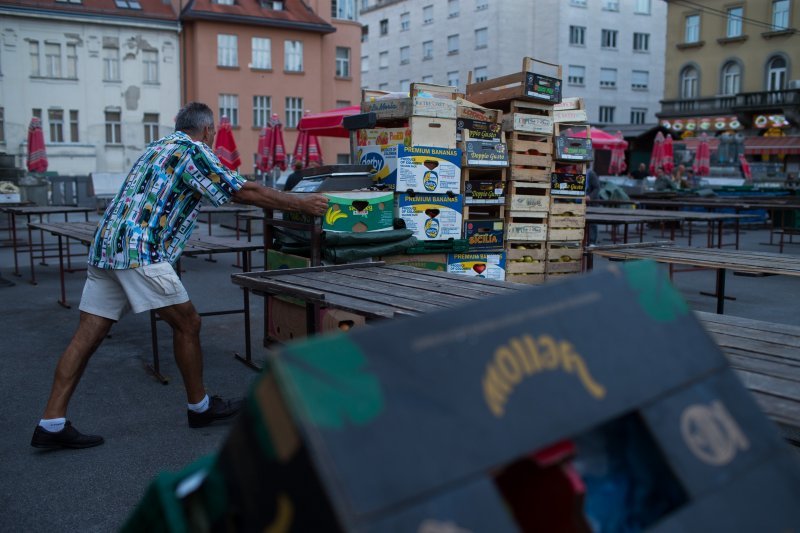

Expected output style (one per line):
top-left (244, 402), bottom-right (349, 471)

top-left (659, 89), bottom-right (800, 117)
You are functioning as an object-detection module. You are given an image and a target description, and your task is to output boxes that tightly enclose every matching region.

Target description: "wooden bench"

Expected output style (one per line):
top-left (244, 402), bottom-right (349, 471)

top-left (697, 311), bottom-right (800, 445)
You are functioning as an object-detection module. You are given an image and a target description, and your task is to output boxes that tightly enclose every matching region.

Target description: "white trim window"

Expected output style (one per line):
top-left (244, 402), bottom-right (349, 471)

top-left (772, 0), bottom-right (790, 30)
top-left (251, 37), bottom-right (271, 69)
top-left (447, 34), bottom-right (459, 55)
top-left (336, 47), bottom-right (351, 77)
top-left (568, 65), bottom-right (585, 85)
top-left (143, 50), bottom-right (158, 83)
top-left (66, 44), bottom-right (77, 79)
top-left (422, 40), bottom-right (433, 60)
top-left (680, 66), bottom-right (699, 98)
top-left (219, 93), bottom-right (239, 126)
top-left (476, 0), bottom-right (488, 10)
top-left (423, 5), bottom-right (433, 24)
top-left (217, 34), bottom-right (238, 67)
top-left (30, 41), bottom-right (40, 76)
top-left (631, 70), bottom-right (649, 90)
top-left (475, 27), bottom-right (488, 49)
top-left (379, 51), bottom-right (389, 69)
top-left (143, 113), bottom-right (159, 144)
top-left (253, 95), bottom-right (271, 127)
top-left (332, 0), bottom-right (356, 20)
top-left (633, 32), bottom-right (650, 52)
top-left (422, 75), bottom-right (434, 83)
top-left (48, 108), bottom-right (64, 143)
top-left (767, 56), bottom-right (787, 90)
top-left (570, 26), bottom-right (586, 46)
top-left (361, 55), bottom-right (369, 73)
top-left (601, 29), bottom-right (618, 49)
top-left (400, 46), bottom-right (410, 64)
top-left (447, 70), bottom-right (459, 87)
top-left (69, 110), bottom-right (79, 142)
top-left (727, 7), bottom-right (743, 37)
top-left (598, 106), bottom-right (615, 123)
top-left (474, 66), bottom-right (488, 82)
top-left (102, 44), bottom-right (119, 81)
top-left (105, 110), bottom-right (122, 144)
top-left (721, 62), bottom-right (741, 95)
top-left (448, 0), bottom-right (459, 18)
top-left (400, 12), bottom-right (410, 31)
top-left (630, 108), bottom-right (647, 125)
top-left (600, 68), bottom-right (617, 88)
top-left (45, 42), bottom-right (61, 78)
top-left (400, 79), bottom-right (410, 91)
top-left (284, 40), bottom-right (303, 72)
top-left (285, 97), bottom-right (303, 128)
top-left (602, 0), bottom-right (619, 12)
top-left (635, 0), bottom-right (650, 14)
top-left (685, 15), bottom-right (700, 43)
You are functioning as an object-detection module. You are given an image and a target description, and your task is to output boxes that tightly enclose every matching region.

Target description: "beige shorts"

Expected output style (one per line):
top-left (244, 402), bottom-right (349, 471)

top-left (79, 263), bottom-right (190, 321)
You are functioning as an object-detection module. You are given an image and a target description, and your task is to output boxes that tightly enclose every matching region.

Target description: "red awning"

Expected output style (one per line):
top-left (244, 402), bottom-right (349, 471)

top-left (297, 105), bottom-right (361, 138)
top-left (681, 136), bottom-right (720, 152)
top-left (566, 126), bottom-right (628, 149)
top-left (744, 136), bottom-right (800, 155)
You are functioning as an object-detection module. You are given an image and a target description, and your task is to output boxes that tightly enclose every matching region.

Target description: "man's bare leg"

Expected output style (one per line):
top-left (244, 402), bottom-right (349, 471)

top-left (42, 311), bottom-right (114, 419)
top-left (156, 300), bottom-right (206, 404)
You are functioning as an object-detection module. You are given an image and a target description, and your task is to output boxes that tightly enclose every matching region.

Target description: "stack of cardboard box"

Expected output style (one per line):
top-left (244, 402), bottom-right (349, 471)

top-left (466, 57), bottom-right (589, 284)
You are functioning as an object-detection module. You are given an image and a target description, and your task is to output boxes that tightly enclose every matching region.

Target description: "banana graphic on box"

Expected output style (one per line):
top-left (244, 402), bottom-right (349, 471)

top-left (324, 205), bottom-right (349, 226)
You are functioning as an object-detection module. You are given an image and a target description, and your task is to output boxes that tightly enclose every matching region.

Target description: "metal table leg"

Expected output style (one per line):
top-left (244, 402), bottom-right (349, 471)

top-left (146, 310), bottom-right (169, 384)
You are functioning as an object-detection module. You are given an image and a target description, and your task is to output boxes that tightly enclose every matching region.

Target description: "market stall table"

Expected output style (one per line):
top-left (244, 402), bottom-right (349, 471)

top-left (588, 243), bottom-right (800, 314)
top-left (587, 206), bottom-right (758, 249)
top-left (585, 212), bottom-right (682, 244)
top-left (0, 205), bottom-right (92, 283)
top-left (28, 221), bottom-right (263, 382)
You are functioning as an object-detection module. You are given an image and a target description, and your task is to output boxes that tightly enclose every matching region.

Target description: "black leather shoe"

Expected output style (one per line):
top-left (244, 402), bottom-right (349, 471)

top-left (187, 396), bottom-right (242, 428)
top-left (31, 422), bottom-right (105, 449)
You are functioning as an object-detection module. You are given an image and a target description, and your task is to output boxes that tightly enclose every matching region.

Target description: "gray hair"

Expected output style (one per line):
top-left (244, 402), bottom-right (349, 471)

top-left (174, 102), bottom-right (214, 135)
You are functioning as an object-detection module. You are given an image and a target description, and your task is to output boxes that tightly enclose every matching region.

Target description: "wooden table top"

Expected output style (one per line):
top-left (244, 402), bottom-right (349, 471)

top-left (585, 212), bottom-right (683, 224)
top-left (589, 243), bottom-right (800, 277)
top-left (199, 205), bottom-right (259, 215)
top-left (588, 206), bottom-right (759, 221)
top-left (232, 263), bottom-right (523, 319)
top-left (0, 205), bottom-right (93, 215)
top-left (28, 221), bottom-right (262, 256)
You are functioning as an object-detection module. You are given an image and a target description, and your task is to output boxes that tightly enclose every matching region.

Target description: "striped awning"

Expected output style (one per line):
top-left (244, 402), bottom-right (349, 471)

top-left (744, 136), bottom-right (800, 155)
top-left (680, 137), bottom-right (720, 152)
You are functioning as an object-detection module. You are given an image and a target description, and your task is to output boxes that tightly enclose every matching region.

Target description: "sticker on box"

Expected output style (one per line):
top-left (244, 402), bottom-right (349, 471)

top-left (397, 193), bottom-right (463, 241)
top-left (464, 219), bottom-right (504, 250)
top-left (322, 191), bottom-right (395, 232)
top-left (524, 72), bottom-right (562, 103)
top-left (358, 144), bottom-right (398, 189)
top-left (551, 172), bottom-right (587, 197)
top-left (463, 141), bottom-right (509, 167)
top-left (555, 136), bottom-right (593, 161)
top-left (397, 145), bottom-right (461, 194)
top-left (356, 127), bottom-right (411, 147)
top-left (457, 119), bottom-right (502, 142)
top-left (447, 252), bottom-right (506, 281)
top-left (464, 181), bottom-right (505, 205)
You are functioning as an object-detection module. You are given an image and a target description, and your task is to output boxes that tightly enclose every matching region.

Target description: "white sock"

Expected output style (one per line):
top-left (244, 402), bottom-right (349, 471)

top-left (39, 418), bottom-right (66, 433)
top-left (188, 395), bottom-right (209, 413)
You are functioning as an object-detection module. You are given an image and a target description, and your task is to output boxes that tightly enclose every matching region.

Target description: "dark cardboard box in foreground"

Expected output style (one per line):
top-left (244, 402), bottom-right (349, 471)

top-left (124, 262), bottom-right (800, 532)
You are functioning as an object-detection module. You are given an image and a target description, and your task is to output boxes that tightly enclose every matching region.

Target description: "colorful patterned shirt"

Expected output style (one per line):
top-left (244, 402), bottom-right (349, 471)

top-left (89, 131), bottom-right (246, 269)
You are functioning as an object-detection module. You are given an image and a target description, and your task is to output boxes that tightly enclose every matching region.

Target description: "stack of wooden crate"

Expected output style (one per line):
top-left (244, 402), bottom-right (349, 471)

top-left (466, 57), bottom-right (566, 284)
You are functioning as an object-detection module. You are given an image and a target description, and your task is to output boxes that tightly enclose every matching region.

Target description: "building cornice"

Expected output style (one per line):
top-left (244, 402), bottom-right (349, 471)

top-left (181, 11), bottom-right (335, 33)
top-left (0, 5), bottom-right (179, 31)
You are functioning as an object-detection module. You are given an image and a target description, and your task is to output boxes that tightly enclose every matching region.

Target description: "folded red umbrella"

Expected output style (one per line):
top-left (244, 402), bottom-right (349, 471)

top-left (608, 131), bottom-right (627, 175)
top-left (292, 129), bottom-right (308, 168)
top-left (27, 117), bottom-right (48, 173)
top-left (268, 115), bottom-right (287, 172)
top-left (649, 131), bottom-right (665, 174)
top-left (213, 116), bottom-right (241, 171)
top-left (661, 134), bottom-right (675, 175)
top-left (739, 154), bottom-right (753, 181)
top-left (256, 126), bottom-right (271, 172)
top-left (306, 132), bottom-right (322, 167)
top-left (693, 133), bottom-right (711, 176)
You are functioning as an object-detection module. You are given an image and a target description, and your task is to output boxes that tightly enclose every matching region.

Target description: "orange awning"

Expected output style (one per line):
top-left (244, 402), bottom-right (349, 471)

top-left (744, 136), bottom-right (800, 155)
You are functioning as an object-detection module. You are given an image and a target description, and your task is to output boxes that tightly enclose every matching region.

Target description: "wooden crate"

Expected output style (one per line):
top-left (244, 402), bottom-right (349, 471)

top-left (361, 83), bottom-right (458, 120)
top-left (506, 272), bottom-right (547, 285)
top-left (505, 214), bottom-right (547, 242)
top-left (548, 227), bottom-right (585, 241)
top-left (546, 271), bottom-right (582, 282)
top-left (463, 203), bottom-right (505, 220)
top-left (548, 214), bottom-right (585, 229)
top-left (501, 101), bottom-right (555, 136)
top-left (550, 196), bottom-right (586, 216)
top-left (554, 97), bottom-right (588, 124)
top-left (506, 134), bottom-right (553, 158)
top-left (507, 181), bottom-right (550, 214)
top-left (546, 241), bottom-right (583, 275)
top-left (466, 57), bottom-right (562, 106)
top-left (506, 242), bottom-right (547, 275)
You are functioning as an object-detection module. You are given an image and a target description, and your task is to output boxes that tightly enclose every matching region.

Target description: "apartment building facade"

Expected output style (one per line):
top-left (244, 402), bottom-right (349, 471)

top-left (0, 0), bottom-right (180, 174)
top-left (657, 0), bottom-right (799, 175)
top-left (180, 0), bottom-right (362, 170)
top-left (359, 0), bottom-right (666, 127)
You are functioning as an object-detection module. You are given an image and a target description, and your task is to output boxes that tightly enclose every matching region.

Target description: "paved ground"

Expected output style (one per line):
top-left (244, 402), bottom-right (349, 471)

top-left (0, 213), bottom-right (798, 531)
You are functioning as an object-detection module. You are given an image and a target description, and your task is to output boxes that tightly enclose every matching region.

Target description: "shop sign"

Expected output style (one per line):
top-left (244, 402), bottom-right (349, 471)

top-left (753, 114), bottom-right (790, 129)
top-left (661, 116), bottom-right (742, 131)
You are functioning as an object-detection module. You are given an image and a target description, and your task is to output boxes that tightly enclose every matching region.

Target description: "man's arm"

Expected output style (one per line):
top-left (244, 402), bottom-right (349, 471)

top-left (231, 181), bottom-right (328, 216)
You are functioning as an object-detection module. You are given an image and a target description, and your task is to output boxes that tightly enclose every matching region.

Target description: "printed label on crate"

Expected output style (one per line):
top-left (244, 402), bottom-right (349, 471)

top-left (555, 136), bottom-right (593, 162)
top-left (397, 145), bottom-right (461, 194)
top-left (524, 72), bottom-right (562, 103)
top-left (397, 193), bottom-right (463, 241)
top-left (510, 114), bottom-right (554, 135)
top-left (358, 144), bottom-right (399, 188)
top-left (464, 141), bottom-right (509, 167)
top-left (457, 119), bottom-right (502, 141)
top-left (447, 252), bottom-right (506, 281)
top-left (506, 221), bottom-right (548, 241)
top-left (551, 172), bottom-right (587, 197)
top-left (464, 219), bottom-right (504, 250)
top-left (356, 127), bottom-right (412, 147)
top-left (554, 97), bottom-right (583, 111)
top-left (464, 180), bottom-right (505, 204)
top-left (554, 109), bottom-right (589, 124)
top-left (322, 191), bottom-right (395, 232)
top-left (457, 101), bottom-right (501, 123)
